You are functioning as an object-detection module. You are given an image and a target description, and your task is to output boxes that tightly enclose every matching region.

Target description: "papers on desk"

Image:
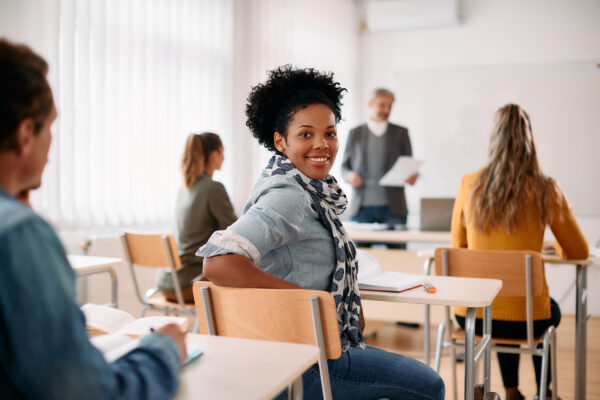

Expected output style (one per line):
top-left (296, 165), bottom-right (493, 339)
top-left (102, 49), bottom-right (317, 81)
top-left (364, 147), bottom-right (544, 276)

top-left (356, 249), bottom-right (382, 280)
top-left (379, 156), bottom-right (423, 187)
top-left (91, 333), bottom-right (203, 365)
top-left (358, 271), bottom-right (425, 293)
top-left (356, 249), bottom-right (425, 293)
top-left (82, 303), bottom-right (189, 337)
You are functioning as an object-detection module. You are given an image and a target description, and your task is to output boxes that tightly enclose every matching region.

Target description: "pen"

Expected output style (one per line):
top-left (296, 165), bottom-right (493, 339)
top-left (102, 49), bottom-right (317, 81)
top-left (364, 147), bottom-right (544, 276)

top-left (423, 282), bottom-right (436, 293)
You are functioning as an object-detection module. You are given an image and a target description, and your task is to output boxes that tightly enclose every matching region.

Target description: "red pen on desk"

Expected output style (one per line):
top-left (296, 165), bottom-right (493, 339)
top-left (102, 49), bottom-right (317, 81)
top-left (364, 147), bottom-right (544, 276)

top-left (423, 282), bottom-right (436, 293)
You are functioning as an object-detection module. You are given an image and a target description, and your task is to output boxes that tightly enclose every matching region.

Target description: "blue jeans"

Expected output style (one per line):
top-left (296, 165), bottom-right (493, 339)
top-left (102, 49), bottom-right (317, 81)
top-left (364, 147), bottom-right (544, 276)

top-left (275, 345), bottom-right (445, 400)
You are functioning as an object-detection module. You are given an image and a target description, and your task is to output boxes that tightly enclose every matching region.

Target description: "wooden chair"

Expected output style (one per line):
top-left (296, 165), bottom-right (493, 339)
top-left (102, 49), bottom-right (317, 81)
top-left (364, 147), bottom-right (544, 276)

top-left (120, 232), bottom-right (196, 321)
top-left (433, 248), bottom-right (558, 400)
top-left (192, 281), bottom-right (342, 400)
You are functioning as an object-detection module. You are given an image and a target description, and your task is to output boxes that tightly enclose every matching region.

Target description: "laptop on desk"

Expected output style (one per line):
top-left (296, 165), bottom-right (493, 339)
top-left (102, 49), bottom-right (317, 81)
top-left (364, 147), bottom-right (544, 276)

top-left (420, 198), bottom-right (455, 231)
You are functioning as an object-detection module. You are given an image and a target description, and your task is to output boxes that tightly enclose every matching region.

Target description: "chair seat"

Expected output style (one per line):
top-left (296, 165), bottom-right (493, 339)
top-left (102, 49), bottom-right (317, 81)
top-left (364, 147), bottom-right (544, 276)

top-left (146, 291), bottom-right (196, 312)
top-left (451, 328), bottom-right (544, 346)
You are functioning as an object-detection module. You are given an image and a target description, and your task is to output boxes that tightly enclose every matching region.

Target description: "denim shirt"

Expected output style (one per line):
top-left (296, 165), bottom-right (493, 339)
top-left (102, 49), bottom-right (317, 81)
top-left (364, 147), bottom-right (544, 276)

top-left (0, 187), bottom-right (180, 399)
top-left (197, 174), bottom-right (336, 290)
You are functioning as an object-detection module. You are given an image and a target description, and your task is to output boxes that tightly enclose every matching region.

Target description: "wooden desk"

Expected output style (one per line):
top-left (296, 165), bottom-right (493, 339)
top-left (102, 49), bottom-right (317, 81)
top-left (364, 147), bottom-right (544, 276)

top-left (68, 255), bottom-right (122, 307)
top-left (347, 227), bottom-right (451, 244)
top-left (542, 255), bottom-right (593, 400)
top-left (361, 276), bottom-right (502, 400)
top-left (176, 334), bottom-right (319, 400)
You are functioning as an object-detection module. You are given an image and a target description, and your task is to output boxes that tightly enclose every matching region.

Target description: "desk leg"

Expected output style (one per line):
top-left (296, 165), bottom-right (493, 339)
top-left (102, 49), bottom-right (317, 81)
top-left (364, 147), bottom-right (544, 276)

top-left (424, 304), bottom-right (430, 365)
top-left (75, 267), bottom-right (118, 308)
top-left (423, 257), bottom-right (433, 365)
top-left (482, 305), bottom-right (492, 395)
top-left (289, 376), bottom-right (303, 400)
top-left (108, 268), bottom-right (118, 308)
top-left (464, 307), bottom-right (476, 400)
top-left (574, 264), bottom-right (587, 400)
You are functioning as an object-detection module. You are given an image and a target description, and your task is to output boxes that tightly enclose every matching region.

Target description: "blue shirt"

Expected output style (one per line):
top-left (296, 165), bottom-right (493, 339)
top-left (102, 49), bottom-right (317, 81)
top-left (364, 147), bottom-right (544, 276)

top-left (0, 187), bottom-right (181, 399)
top-left (197, 174), bottom-right (336, 290)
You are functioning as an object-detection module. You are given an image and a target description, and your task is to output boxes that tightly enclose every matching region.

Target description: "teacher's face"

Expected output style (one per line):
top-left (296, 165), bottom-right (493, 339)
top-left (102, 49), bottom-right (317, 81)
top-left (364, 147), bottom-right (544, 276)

top-left (274, 103), bottom-right (338, 180)
top-left (369, 94), bottom-right (394, 122)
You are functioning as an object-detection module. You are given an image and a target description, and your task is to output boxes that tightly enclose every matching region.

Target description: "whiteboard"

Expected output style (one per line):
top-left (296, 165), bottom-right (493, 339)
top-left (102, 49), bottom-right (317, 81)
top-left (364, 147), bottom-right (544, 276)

top-left (394, 61), bottom-right (600, 217)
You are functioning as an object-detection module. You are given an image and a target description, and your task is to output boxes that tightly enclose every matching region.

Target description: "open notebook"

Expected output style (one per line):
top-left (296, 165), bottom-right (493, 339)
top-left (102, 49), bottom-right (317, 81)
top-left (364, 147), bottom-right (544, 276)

top-left (81, 303), bottom-right (189, 337)
top-left (91, 333), bottom-right (203, 368)
top-left (357, 250), bottom-right (426, 293)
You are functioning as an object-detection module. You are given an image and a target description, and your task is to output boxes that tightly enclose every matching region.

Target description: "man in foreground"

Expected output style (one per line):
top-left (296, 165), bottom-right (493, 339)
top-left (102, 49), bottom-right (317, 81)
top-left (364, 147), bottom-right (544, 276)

top-left (0, 37), bottom-right (186, 399)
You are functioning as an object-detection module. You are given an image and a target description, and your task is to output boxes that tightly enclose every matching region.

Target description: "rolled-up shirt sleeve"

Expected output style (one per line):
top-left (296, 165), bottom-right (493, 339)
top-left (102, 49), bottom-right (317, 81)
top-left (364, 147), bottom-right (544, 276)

top-left (197, 175), bottom-right (310, 265)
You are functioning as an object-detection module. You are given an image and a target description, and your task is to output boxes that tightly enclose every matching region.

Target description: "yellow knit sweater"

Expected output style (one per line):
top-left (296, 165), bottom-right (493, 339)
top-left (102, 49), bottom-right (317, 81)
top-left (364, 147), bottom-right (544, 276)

top-left (451, 170), bottom-right (589, 321)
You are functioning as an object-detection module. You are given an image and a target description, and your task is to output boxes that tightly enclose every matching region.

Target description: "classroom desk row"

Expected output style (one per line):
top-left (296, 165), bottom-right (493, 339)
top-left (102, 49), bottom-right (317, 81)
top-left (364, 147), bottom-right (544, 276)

top-left (70, 252), bottom-right (501, 400)
top-left (69, 239), bottom-right (592, 400)
top-left (349, 227), bottom-right (593, 400)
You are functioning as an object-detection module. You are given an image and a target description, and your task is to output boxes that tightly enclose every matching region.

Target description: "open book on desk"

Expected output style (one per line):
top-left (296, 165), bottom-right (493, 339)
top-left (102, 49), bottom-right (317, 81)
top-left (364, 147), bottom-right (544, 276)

top-left (358, 271), bottom-right (426, 293)
top-left (81, 303), bottom-right (189, 337)
top-left (356, 249), bottom-right (425, 293)
top-left (91, 333), bottom-right (203, 367)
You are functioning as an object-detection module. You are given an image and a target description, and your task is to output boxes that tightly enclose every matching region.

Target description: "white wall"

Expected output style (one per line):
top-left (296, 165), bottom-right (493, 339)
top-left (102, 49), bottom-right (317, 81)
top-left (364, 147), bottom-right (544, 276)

top-left (358, 0), bottom-right (600, 314)
top-left (358, 0), bottom-right (600, 222)
top-left (229, 0), bottom-right (360, 214)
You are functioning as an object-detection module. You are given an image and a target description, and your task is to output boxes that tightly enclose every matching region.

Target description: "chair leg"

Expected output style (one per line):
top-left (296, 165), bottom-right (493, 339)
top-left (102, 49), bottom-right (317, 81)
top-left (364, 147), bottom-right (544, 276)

top-left (288, 376), bottom-right (303, 400)
top-left (539, 327), bottom-right (553, 400)
top-left (551, 327), bottom-right (558, 400)
top-left (192, 318), bottom-right (199, 333)
top-left (308, 296), bottom-right (333, 400)
top-left (138, 305), bottom-right (148, 318)
top-left (451, 346), bottom-right (458, 400)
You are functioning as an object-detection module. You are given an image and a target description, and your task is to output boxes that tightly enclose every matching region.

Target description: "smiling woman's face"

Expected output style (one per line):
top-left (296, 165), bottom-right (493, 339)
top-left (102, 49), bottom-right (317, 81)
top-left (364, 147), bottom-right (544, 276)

top-left (274, 103), bottom-right (338, 180)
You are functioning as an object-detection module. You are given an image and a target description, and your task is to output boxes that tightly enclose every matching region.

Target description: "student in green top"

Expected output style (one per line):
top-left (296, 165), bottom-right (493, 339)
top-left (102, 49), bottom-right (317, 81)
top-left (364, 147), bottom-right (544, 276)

top-left (158, 132), bottom-right (237, 302)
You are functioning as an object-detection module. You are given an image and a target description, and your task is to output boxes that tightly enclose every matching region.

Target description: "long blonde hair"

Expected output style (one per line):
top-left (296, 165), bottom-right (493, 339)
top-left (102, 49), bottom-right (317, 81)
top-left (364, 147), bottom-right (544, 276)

top-left (181, 132), bottom-right (222, 188)
top-left (470, 104), bottom-right (561, 232)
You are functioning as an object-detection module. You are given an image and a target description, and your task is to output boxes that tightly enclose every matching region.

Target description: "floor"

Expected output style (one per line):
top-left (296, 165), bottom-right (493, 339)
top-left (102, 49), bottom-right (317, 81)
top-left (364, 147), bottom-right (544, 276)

top-left (363, 315), bottom-right (600, 400)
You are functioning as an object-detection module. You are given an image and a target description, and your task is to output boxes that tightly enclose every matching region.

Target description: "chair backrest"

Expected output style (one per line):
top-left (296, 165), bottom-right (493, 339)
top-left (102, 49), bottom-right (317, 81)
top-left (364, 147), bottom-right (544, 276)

top-left (120, 232), bottom-right (182, 270)
top-left (433, 248), bottom-right (544, 297)
top-left (120, 232), bottom-right (187, 308)
top-left (192, 281), bottom-right (342, 359)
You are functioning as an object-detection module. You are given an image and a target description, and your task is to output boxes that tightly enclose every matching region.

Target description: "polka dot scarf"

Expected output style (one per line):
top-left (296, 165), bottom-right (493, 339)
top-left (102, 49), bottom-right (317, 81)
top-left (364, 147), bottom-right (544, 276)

top-left (264, 154), bottom-right (364, 351)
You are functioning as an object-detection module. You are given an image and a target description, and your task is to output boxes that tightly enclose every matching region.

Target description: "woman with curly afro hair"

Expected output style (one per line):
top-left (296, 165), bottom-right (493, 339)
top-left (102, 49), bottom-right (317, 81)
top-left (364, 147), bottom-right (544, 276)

top-left (197, 65), bottom-right (444, 400)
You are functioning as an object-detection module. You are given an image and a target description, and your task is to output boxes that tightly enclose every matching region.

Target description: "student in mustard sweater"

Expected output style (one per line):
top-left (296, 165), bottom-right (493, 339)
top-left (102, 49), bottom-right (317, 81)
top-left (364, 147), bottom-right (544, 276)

top-left (451, 104), bottom-right (589, 400)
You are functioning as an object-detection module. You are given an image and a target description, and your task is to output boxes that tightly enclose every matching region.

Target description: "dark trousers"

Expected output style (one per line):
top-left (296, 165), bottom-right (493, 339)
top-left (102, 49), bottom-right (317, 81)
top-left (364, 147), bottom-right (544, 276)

top-left (352, 206), bottom-right (407, 249)
top-left (455, 298), bottom-right (561, 391)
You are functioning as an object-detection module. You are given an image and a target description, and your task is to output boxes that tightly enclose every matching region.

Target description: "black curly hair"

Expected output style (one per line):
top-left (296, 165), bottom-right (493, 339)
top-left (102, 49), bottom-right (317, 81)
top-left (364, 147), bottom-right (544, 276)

top-left (245, 65), bottom-right (346, 153)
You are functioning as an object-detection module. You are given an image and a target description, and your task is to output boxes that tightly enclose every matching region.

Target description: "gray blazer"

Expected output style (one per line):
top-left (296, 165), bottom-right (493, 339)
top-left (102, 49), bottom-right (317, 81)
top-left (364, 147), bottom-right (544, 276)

top-left (341, 122), bottom-right (412, 218)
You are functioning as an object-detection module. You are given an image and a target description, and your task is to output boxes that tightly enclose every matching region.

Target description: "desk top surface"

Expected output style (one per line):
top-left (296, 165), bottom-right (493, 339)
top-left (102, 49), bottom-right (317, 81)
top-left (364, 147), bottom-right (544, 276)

top-left (176, 334), bottom-right (319, 400)
top-left (68, 254), bottom-right (122, 271)
top-left (360, 275), bottom-right (502, 307)
top-left (541, 254), bottom-right (594, 265)
top-left (347, 228), bottom-right (451, 243)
